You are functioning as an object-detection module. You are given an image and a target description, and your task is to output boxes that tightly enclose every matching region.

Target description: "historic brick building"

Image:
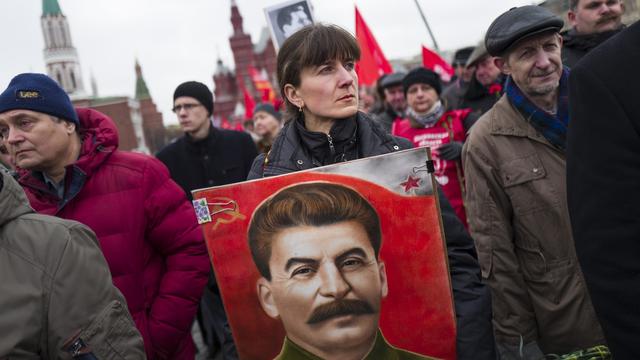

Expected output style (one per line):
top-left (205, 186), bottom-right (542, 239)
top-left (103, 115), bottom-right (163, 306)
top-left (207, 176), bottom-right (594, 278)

top-left (213, 0), bottom-right (278, 122)
top-left (41, 0), bottom-right (165, 153)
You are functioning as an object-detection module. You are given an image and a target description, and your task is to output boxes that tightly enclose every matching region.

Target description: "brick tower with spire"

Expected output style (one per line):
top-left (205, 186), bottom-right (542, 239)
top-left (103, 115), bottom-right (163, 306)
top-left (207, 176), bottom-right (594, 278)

top-left (229, 0), bottom-right (255, 96)
top-left (135, 60), bottom-right (166, 154)
top-left (41, 0), bottom-right (86, 98)
top-left (213, 1), bottom-right (278, 122)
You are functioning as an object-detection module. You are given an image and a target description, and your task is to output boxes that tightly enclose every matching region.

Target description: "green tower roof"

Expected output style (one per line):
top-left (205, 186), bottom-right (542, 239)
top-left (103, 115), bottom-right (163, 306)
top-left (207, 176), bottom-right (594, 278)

top-left (135, 60), bottom-right (151, 100)
top-left (42, 0), bottom-right (63, 16)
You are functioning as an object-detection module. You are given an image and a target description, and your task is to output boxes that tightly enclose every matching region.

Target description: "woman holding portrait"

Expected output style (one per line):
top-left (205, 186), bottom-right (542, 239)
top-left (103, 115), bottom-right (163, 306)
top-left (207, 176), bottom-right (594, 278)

top-left (246, 23), bottom-right (495, 360)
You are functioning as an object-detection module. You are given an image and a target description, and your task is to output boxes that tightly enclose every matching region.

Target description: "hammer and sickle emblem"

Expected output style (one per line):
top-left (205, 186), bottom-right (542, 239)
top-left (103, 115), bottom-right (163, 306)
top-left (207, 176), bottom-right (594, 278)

top-left (209, 198), bottom-right (246, 230)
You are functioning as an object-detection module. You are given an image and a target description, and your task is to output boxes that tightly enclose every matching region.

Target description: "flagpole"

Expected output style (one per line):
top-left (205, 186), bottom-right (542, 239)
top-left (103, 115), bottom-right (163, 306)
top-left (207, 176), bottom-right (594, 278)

top-left (412, 0), bottom-right (440, 52)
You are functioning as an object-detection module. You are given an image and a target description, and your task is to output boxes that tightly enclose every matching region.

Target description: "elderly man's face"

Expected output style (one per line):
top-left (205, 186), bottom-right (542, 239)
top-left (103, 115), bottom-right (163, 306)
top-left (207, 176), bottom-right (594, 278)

top-left (475, 56), bottom-right (501, 86)
top-left (0, 109), bottom-right (75, 172)
top-left (257, 220), bottom-right (387, 356)
top-left (498, 32), bottom-right (563, 98)
top-left (383, 85), bottom-right (406, 114)
top-left (568, 0), bottom-right (625, 34)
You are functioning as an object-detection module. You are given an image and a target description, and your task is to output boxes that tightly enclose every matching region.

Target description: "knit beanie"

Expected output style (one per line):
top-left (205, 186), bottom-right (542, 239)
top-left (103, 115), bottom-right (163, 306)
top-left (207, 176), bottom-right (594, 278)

top-left (173, 81), bottom-right (214, 115)
top-left (0, 73), bottom-right (79, 124)
top-left (253, 103), bottom-right (282, 122)
top-left (402, 67), bottom-right (442, 96)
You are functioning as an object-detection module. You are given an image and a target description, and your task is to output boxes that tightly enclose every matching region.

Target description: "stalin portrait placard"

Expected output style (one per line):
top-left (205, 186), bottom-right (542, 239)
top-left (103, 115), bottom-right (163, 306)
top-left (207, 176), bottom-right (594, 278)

top-left (192, 147), bottom-right (456, 360)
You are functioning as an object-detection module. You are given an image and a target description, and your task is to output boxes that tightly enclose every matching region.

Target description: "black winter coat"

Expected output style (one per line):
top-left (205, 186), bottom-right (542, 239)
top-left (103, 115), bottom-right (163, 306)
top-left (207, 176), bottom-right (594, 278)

top-left (568, 22), bottom-right (640, 359)
top-left (459, 75), bottom-right (503, 121)
top-left (561, 27), bottom-right (623, 68)
top-left (157, 125), bottom-right (258, 200)
top-left (248, 112), bottom-right (496, 360)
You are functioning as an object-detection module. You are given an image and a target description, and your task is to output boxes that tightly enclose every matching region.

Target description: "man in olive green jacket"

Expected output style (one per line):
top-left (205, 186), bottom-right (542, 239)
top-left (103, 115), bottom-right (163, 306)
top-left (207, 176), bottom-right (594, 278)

top-left (462, 6), bottom-right (605, 359)
top-left (0, 167), bottom-right (145, 359)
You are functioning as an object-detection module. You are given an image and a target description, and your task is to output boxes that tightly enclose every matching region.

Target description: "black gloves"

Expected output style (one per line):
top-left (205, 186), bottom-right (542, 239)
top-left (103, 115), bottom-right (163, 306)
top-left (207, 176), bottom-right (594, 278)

top-left (438, 141), bottom-right (464, 160)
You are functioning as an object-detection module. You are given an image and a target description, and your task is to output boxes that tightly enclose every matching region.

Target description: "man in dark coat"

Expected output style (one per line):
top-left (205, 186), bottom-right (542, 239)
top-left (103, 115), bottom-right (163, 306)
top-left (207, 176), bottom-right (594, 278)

top-left (157, 81), bottom-right (258, 360)
top-left (370, 72), bottom-right (407, 133)
top-left (567, 21), bottom-right (640, 359)
top-left (157, 81), bottom-right (257, 201)
top-left (456, 41), bottom-right (504, 120)
top-left (248, 111), bottom-right (496, 360)
top-left (561, 0), bottom-right (625, 67)
top-left (441, 46), bottom-right (476, 112)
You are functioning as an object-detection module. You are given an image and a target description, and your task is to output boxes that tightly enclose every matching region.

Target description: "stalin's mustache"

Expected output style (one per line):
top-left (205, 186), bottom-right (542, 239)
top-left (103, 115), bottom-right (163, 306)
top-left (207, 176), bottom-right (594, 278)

top-left (307, 299), bottom-right (375, 325)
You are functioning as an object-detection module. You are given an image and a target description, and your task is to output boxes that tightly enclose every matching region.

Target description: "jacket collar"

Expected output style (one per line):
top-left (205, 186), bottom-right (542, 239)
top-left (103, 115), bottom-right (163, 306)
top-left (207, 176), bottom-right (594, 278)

top-left (562, 26), bottom-right (624, 51)
top-left (184, 123), bottom-right (218, 152)
top-left (262, 112), bottom-right (402, 176)
top-left (17, 108), bottom-right (117, 208)
top-left (276, 330), bottom-right (399, 360)
top-left (488, 95), bottom-right (553, 146)
top-left (0, 169), bottom-right (32, 227)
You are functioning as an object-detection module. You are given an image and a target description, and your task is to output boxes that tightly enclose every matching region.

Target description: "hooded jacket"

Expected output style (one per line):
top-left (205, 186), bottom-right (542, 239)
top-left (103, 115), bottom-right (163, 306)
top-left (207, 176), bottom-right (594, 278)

top-left (17, 108), bottom-right (210, 360)
top-left (249, 112), bottom-right (496, 360)
top-left (0, 169), bottom-right (145, 358)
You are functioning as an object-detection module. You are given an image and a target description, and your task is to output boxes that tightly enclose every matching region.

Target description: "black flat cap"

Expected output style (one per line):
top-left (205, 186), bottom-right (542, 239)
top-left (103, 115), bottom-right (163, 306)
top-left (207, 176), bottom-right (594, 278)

top-left (485, 5), bottom-right (563, 56)
top-left (379, 72), bottom-right (406, 89)
top-left (453, 46), bottom-right (475, 66)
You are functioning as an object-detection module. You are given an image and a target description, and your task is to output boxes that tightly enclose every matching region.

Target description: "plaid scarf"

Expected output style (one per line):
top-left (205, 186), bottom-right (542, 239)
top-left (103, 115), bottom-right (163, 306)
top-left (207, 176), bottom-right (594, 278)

top-left (505, 67), bottom-right (570, 151)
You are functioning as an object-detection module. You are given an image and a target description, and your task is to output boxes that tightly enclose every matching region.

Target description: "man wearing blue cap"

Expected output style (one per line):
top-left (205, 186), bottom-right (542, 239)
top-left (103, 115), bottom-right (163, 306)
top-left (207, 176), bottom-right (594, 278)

top-left (0, 73), bottom-right (210, 359)
top-left (462, 6), bottom-right (606, 359)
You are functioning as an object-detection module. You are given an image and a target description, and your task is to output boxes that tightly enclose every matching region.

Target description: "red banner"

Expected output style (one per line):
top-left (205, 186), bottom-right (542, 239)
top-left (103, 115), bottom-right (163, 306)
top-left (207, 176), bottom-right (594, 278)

top-left (192, 148), bottom-right (456, 360)
top-left (422, 45), bottom-right (454, 82)
top-left (249, 66), bottom-right (276, 104)
top-left (242, 85), bottom-right (255, 119)
top-left (355, 6), bottom-right (393, 86)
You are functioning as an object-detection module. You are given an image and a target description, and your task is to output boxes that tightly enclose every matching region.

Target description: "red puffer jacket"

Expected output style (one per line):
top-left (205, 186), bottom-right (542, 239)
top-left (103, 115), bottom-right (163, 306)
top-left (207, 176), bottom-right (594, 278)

top-left (18, 108), bottom-right (209, 359)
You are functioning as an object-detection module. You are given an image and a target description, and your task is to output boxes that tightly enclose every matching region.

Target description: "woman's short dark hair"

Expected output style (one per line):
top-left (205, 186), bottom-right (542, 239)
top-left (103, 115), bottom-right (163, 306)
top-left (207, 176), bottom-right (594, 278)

top-left (277, 24), bottom-right (361, 118)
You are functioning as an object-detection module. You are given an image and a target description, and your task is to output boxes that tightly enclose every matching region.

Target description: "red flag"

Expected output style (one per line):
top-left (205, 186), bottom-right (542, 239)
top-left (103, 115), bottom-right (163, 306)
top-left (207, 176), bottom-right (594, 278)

top-left (242, 85), bottom-right (255, 119)
top-left (355, 6), bottom-right (392, 86)
top-left (220, 117), bottom-right (232, 129)
top-left (422, 46), bottom-right (454, 82)
top-left (248, 66), bottom-right (276, 104)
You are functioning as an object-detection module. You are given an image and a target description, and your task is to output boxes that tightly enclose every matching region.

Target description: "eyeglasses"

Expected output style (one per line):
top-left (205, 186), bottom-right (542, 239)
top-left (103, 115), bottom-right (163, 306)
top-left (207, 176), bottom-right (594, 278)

top-left (172, 103), bottom-right (202, 113)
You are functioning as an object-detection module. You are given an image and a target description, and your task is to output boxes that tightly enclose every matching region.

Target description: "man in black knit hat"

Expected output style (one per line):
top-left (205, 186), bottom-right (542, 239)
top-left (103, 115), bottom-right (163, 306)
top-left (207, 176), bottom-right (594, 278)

top-left (157, 81), bottom-right (257, 359)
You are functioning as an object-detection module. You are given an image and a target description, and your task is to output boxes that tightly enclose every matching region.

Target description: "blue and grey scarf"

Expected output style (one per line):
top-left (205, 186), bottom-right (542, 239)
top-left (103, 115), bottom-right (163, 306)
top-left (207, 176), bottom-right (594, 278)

top-left (505, 67), bottom-right (570, 151)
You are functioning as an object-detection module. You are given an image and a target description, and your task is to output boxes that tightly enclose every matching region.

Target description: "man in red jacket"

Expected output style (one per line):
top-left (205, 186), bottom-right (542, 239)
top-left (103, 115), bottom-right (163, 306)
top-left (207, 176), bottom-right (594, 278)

top-left (0, 73), bottom-right (210, 360)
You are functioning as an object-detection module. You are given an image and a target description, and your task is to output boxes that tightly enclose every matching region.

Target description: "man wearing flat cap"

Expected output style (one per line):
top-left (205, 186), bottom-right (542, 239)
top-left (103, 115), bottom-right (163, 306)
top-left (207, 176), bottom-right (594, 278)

top-left (371, 72), bottom-right (407, 133)
top-left (454, 40), bottom-right (503, 120)
top-left (441, 46), bottom-right (475, 111)
top-left (462, 6), bottom-right (607, 359)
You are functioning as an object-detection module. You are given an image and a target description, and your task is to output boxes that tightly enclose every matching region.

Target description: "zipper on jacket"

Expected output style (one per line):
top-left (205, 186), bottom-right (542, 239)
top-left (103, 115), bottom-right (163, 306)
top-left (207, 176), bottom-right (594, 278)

top-left (327, 134), bottom-right (336, 158)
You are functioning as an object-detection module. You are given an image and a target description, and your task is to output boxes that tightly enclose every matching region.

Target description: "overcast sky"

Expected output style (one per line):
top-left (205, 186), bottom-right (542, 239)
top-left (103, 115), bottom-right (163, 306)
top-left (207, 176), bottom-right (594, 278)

top-left (0, 0), bottom-right (537, 125)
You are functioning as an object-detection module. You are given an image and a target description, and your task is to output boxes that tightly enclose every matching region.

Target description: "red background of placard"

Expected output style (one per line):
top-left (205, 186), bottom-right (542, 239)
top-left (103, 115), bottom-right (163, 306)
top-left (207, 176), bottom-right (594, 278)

top-left (194, 172), bottom-right (456, 360)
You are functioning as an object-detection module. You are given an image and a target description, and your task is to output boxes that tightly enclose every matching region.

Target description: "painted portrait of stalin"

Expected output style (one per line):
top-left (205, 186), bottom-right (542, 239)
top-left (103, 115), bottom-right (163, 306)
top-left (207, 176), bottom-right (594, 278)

top-left (248, 182), bottom-right (435, 360)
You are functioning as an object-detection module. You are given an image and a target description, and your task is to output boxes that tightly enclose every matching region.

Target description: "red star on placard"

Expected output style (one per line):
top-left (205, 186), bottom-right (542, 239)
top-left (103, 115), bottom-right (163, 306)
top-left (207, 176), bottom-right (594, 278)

top-left (400, 175), bottom-right (421, 193)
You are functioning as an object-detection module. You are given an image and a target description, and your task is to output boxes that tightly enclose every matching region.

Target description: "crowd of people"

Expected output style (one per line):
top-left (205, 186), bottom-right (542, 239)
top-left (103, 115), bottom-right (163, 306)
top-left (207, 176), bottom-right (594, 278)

top-left (0, 1), bottom-right (638, 359)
